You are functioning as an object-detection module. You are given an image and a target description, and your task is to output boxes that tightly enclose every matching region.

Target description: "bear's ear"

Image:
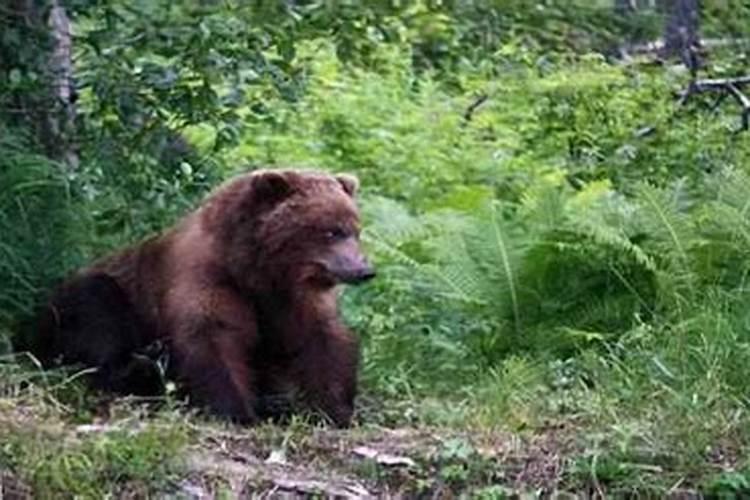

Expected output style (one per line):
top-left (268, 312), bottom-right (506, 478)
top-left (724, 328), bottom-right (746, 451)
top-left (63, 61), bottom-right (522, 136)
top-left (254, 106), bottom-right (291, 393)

top-left (251, 170), bottom-right (295, 205)
top-left (336, 174), bottom-right (359, 197)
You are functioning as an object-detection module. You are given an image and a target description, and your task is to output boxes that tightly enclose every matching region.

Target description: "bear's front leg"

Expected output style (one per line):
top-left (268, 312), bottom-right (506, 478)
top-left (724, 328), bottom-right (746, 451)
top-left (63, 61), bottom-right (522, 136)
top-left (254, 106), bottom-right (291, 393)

top-left (173, 330), bottom-right (257, 423)
top-left (168, 289), bottom-right (259, 424)
top-left (296, 323), bottom-right (359, 427)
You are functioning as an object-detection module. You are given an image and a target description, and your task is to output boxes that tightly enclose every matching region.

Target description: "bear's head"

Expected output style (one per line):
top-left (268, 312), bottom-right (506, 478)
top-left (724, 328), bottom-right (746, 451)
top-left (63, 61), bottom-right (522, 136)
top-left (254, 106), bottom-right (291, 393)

top-left (207, 169), bottom-right (375, 293)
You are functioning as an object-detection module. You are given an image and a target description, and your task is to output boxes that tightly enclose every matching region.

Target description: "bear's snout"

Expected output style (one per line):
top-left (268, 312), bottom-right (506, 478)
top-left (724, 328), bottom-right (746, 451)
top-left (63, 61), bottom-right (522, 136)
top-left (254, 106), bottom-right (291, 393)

top-left (349, 265), bottom-right (376, 284)
top-left (325, 253), bottom-right (376, 285)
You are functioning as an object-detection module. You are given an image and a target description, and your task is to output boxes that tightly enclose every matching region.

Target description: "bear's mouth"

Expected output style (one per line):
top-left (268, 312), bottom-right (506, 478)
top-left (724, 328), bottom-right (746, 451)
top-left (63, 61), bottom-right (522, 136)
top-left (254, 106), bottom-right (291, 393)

top-left (304, 262), bottom-right (376, 287)
top-left (322, 259), bottom-right (376, 285)
top-left (336, 267), bottom-right (376, 284)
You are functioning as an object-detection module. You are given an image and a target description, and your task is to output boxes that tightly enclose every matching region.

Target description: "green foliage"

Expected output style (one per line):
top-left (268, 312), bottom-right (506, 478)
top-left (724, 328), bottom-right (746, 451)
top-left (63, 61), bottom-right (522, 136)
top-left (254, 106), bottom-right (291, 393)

top-left (1, 417), bottom-right (187, 498)
top-left (704, 471), bottom-right (750, 498)
top-left (703, 1), bottom-right (750, 40)
top-left (363, 175), bottom-right (653, 362)
top-left (0, 1), bottom-right (57, 127)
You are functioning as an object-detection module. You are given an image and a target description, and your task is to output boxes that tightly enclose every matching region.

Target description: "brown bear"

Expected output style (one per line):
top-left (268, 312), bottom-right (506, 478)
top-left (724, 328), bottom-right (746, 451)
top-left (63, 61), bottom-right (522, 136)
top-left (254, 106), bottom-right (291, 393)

top-left (26, 169), bottom-right (375, 427)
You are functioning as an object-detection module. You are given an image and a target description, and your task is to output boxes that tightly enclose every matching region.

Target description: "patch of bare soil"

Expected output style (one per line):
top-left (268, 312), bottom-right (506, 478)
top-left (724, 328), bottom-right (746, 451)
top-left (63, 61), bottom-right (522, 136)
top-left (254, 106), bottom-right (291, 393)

top-left (177, 424), bottom-right (583, 498)
top-left (0, 470), bottom-right (32, 500)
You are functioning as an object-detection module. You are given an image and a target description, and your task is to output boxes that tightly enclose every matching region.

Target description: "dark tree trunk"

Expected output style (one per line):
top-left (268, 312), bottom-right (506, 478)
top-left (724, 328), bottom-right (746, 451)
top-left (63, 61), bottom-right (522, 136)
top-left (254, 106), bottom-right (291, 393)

top-left (615, 0), bottom-right (637, 13)
top-left (662, 0), bottom-right (701, 72)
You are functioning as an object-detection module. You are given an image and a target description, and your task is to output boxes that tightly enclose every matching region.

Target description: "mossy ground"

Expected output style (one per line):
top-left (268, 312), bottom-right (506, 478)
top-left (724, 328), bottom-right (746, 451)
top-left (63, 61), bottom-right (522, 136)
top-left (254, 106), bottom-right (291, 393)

top-left (2, 357), bottom-right (748, 499)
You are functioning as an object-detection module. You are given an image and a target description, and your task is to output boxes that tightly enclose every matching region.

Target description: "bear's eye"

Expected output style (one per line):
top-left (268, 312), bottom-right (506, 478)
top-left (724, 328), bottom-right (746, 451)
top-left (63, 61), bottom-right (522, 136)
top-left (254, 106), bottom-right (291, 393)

top-left (324, 227), bottom-right (348, 240)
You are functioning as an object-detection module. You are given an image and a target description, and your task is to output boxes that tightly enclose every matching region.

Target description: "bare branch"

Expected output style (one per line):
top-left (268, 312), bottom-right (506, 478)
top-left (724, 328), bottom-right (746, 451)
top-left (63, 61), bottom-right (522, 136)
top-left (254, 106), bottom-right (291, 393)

top-left (726, 83), bottom-right (750, 131)
top-left (692, 76), bottom-right (750, 92)
top-left (678, 75), bottom-right (750, 132)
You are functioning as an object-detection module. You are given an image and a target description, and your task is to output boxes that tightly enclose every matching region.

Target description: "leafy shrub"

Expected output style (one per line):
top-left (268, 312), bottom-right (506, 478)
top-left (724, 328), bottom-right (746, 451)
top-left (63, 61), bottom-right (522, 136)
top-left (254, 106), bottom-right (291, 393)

top-left (207, 42), bottom-right (750, 401)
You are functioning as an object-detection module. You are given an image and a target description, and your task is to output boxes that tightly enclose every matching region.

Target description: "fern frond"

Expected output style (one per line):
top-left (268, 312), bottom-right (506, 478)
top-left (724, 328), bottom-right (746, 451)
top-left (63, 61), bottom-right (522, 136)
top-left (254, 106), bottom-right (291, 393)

top-left (489, 204), bottom-right (521, 333)
top-left (518, 170), bottom-right (567, 232)
top-left (710, 169), bottom-right (750, 247)
top-left (569, 215), bottom-right (655, 272)
top-left (704, 203), bottom-right (750, 248)
top-left (713, 168), bottom-right (750, 217)
top-left (631, 182), bottom-right (701, 313)
top-left (364, 227), bottom-right (485, 305)
top-left (361, 196), bottom-right (432, 245)
top-left (636, 183), bottom-right (693, 268)
top-left (459, 202), bottom-right (532, 332)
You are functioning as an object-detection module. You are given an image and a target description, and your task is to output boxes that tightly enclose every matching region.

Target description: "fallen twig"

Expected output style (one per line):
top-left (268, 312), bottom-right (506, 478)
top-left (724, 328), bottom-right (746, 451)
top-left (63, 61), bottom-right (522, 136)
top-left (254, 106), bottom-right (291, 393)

top-left (352, 445), bottom-right (417, 467)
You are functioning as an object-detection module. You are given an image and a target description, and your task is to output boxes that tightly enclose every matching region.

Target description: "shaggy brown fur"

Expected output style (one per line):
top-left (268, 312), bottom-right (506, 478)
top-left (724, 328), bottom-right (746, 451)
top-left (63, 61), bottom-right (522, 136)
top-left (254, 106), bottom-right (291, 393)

top-left (27, 169), bottom-right (375, 426)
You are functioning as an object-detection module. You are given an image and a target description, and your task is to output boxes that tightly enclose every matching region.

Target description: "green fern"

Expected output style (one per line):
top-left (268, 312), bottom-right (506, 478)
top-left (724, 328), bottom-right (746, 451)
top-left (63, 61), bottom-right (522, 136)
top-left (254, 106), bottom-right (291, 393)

top-left (361, 196), bottom-right (433, 246)
top-left (691, 169), bottom-right (750, 289)
top-left (364, 177), bottom-right (656, 349)
top-left (636, 183), bottom-right (693, 267)
top-left (361, 168), bottom-right (750, 358)
top-left (459, 202), bottom-right (529, 333)
top-left (566, 185), bottom-right (655, 273)
top-left (708, 169), bottom-right (750, 248)
top-left (633, 181), bottom-right (699, 312)
top-left (363, 198), bottom-right (486, 304)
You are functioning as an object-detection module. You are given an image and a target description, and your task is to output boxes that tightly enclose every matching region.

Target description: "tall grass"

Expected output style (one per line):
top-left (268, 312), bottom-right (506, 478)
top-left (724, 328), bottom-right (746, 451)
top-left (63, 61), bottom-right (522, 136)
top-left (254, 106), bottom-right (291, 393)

top-left (0, 128), bottom-right (92, 353)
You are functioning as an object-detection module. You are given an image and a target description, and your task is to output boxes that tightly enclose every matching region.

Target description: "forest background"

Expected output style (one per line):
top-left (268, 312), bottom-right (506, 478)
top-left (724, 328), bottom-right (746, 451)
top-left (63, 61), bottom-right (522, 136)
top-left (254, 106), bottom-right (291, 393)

top-left (3, 0), bottom-right (750, 497)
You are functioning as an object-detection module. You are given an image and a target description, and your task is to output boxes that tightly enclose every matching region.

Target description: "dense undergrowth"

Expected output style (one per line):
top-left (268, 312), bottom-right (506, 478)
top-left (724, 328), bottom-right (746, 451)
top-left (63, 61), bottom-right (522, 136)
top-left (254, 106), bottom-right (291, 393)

top-left (4, 1), bottom-right (750, 497)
